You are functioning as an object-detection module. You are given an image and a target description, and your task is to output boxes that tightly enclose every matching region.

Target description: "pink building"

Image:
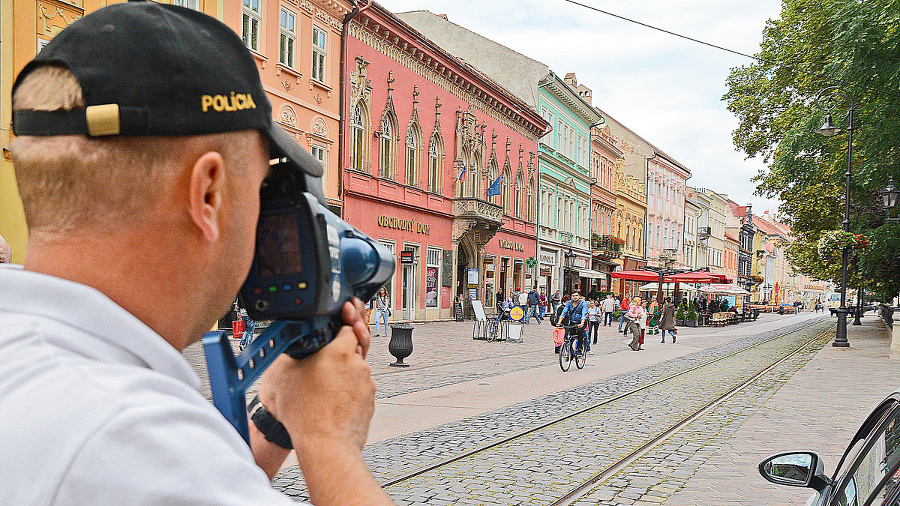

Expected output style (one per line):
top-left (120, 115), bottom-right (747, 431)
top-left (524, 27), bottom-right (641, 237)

top-left (589, 124), bottom-right (621, 291)
top-left (342, 3), bottom-right (547, 321)
top-left (645, 151), bottom-right (690, 269)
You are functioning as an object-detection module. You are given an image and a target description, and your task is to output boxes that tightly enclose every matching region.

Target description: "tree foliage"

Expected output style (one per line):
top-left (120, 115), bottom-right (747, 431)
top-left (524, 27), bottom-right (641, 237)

top-left (724, 0), bottom-right (900, 299)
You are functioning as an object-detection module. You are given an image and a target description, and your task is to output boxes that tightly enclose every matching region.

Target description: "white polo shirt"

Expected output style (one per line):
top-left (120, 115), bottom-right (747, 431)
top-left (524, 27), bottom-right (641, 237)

top-left (0, 265), bottom-right (300, 505)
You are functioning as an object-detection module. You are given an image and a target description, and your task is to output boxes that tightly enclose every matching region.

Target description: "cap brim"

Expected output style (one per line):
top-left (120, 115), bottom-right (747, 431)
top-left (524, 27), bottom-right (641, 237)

top-left (265, 123), bottom-right (323, 177)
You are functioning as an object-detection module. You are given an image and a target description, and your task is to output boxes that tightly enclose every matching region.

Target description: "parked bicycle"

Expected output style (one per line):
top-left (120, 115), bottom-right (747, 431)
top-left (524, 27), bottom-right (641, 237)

top-left (558, 324), bottom-right (586, 372)
top-left (486, 310), bottom-right (509, 342)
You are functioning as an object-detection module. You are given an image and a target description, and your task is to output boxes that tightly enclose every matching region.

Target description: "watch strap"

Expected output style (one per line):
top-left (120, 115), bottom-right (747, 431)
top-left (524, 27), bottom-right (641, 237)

top-left (248, 395), bottom-right (293, 450)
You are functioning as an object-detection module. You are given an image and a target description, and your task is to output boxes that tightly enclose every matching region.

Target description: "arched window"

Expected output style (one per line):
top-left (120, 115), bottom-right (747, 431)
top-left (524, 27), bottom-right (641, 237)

top-left (379, 115), bottom-right (395, 179)
top-left (428, 135), bottom-right (442, 193)
top-left (350, 102), bottom-right (367, 172)
top-left (527, 181), bottom-right (534, 221)
top-left (501, 168), bottom-right (510, 212)
top-left (514, 174), bottom-right (524, 218)
top-left (468, 154), bottom-right (480, 198)
top-left (405, 123), bottom-right (422, 187)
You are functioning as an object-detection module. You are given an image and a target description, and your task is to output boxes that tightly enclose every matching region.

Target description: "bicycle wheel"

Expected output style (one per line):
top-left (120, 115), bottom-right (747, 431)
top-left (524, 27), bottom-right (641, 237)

top-left (575, 337), bottom-right (586, 369)
top-left (559, 340), bottom-right (571, 372)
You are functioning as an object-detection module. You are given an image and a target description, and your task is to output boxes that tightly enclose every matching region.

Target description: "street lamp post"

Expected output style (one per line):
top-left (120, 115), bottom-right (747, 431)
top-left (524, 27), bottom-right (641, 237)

top-left (882, 177), bottom-right (900, 222)
top-left (815, 86), bottom-right (855, 347)
top-left (564, 248), bottom-right (576, 295)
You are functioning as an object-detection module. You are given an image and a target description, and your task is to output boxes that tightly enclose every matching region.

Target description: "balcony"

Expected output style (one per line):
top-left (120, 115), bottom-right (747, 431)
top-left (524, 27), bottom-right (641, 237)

top-left (591, 233), bottom-right (623, 260)
top-left (698, 226), bottom-right (711, 238)
top-left (453, 197), bottom-right (503, 225)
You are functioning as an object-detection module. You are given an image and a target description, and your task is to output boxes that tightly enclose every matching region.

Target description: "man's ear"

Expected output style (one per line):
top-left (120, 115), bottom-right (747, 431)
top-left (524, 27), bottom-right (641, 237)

top-left (187, 151), bottom-right (226, 243)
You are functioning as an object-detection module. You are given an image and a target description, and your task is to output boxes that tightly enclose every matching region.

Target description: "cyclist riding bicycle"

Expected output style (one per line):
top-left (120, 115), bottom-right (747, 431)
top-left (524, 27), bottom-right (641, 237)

top-left (556, 290), bottom-right (590, 354)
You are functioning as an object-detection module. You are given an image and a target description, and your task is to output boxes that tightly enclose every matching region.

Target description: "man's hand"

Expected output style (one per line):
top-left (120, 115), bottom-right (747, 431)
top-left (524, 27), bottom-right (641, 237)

top-left (255, 298), bottom-right (393, 504)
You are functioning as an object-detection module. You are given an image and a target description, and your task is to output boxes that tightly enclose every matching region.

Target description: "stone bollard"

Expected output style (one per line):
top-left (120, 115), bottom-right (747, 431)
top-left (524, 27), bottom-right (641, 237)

top-left (388, 323), bottom-right (413, 367)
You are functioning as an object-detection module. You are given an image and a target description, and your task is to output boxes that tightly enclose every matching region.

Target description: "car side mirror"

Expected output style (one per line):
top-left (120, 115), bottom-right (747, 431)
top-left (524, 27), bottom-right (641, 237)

top-left (759, 451), bottom-right (831, 491)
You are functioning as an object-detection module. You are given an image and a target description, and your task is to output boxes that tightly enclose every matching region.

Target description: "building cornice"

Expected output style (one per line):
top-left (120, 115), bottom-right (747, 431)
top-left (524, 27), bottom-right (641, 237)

top-left (537, 72), bottom-right (603, 127)
top-left (351, 6), bottom-right (548, 138)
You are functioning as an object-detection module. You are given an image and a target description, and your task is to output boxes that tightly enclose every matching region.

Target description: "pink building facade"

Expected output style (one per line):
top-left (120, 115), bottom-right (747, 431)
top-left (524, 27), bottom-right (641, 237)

top-left (342, 4), bottom-right (547, 320)
top-left (589, 124), bottom-right (621, 292)
top-left (645, 151), bottom-right (690, 269)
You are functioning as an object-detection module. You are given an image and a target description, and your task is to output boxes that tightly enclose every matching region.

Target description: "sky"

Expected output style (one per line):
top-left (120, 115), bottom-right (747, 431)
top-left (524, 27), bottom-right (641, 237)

top-left (376, 0), bottom-right (785, 217)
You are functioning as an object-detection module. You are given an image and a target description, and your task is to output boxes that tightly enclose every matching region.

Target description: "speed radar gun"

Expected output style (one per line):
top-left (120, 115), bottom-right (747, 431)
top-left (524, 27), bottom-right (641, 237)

top-left (203, 151), bottom-right (394, 445)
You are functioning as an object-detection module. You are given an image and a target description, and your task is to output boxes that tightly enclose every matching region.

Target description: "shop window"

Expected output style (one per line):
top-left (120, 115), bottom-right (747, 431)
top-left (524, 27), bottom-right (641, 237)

top-left (425, 248), bottom-right (441, 308)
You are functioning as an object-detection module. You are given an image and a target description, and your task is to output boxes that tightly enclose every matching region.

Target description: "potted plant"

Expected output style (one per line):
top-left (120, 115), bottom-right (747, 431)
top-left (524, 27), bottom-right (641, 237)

top-left (611, 310), bottom-right (622, 322)
top-left (686, 305), bottom-right (698, 327)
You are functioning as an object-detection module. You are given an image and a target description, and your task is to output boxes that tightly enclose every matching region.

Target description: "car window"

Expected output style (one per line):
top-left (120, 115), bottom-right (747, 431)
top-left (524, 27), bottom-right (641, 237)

top-left (832, 403), bottom-right (900, 506)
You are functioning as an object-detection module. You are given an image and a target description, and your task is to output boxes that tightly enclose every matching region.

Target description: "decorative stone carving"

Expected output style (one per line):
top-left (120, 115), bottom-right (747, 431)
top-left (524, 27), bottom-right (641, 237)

top-left (280, 106), bottom-right (297, 128)
top-left (312, 117), bottom-right (327, 137)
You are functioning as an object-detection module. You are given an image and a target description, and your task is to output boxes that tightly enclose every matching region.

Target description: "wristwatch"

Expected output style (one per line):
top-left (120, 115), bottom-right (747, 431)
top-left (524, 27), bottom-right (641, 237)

top-left (247, 395), bottom-right (293, 450)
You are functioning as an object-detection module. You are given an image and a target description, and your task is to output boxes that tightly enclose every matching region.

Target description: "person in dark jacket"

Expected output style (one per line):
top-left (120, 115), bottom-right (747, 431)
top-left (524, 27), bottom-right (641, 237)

top-left (525, 287), bottom-right (542, 324)
top-left (659, 297), bottom-right (677, 343)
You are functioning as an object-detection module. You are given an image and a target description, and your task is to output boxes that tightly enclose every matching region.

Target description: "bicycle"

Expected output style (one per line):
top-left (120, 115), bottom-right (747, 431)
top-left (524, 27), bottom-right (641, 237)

top-left (486, 310), bottom-right (508, 342)
top-left (558, 324), bottom-right (586, 372)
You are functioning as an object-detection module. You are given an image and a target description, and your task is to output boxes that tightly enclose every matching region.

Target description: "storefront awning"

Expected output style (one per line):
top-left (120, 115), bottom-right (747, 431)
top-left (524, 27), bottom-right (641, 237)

top-left (575, 268), bottom-right (607, 279)
top-left (638, 282), bottom-right (698, 292)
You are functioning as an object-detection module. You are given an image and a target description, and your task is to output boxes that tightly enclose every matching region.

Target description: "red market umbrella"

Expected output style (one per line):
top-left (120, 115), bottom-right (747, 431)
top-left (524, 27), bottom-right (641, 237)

top-left (664, 271), bottom-right (717, 283)
top-left (610, 270), bottom-right (662, 282)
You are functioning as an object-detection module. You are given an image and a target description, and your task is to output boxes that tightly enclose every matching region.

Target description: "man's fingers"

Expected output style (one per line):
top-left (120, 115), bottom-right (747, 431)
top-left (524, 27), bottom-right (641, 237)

top-left (343, 300), bottom-right (371, 358)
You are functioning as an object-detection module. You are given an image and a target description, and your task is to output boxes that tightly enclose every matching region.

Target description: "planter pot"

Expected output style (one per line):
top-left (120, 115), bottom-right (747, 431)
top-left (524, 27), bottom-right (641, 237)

top-left (388, 324), bottom-right (413, 367)
top-left (685, 320), bottom-right (697, 327)
top-left (675, 319), bottom-right (685, 326)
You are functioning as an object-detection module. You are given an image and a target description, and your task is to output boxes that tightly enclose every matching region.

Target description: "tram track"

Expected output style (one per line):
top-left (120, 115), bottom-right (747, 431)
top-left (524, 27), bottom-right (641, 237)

top-left (378, 320), bottom-right (834, 503)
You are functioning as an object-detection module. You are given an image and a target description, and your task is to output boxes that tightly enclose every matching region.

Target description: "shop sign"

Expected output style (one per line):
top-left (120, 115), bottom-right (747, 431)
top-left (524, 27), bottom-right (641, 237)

top-left (467, 267), bottom-right (479, 284)
top-left (377, 215), bottom-right (430, 234)
top-left (400, 250), bottom-right (414, 264)
top-left (574, 257), bottom-right (587, 269)
top-left (499, 239), bottom-right (525, 252)
top-left (539, 253), bottom-right (555, 265)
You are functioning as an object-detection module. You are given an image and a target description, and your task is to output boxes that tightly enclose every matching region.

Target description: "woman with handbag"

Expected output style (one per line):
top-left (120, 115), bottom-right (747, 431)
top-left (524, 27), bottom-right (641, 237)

top-left (374, 287), bottom-right (391, 337)
top-left (624, 296), bottom-right (646, 351)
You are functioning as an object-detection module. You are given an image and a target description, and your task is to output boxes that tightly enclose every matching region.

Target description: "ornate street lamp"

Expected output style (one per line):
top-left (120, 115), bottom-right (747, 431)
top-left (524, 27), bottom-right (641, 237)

top-left (563, 248), bottom-right (576, 295)
top-left (815, 86), bottom-right (855, 347)
top-left (882, 177), bottom-right (900, 222)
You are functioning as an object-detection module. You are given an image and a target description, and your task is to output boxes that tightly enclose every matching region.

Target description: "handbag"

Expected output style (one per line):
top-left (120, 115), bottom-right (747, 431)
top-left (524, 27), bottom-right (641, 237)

top-left (553, 327), bottom-right (565, 346)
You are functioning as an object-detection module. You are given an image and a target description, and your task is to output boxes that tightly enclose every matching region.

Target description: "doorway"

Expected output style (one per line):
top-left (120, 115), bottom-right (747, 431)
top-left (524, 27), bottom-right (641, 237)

top-left (401, 245), bottom-right (418, 320)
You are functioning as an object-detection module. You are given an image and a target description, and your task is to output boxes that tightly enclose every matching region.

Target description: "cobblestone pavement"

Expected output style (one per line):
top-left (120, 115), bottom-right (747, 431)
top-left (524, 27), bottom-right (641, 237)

top-left (181, 312), bottom-right (897, 504)
top-left (264, 316), bottom-right (832, 502)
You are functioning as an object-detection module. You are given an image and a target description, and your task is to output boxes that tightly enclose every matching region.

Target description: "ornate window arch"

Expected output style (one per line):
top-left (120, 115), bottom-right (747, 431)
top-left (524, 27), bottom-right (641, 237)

top-left (501, 165), bottom-right (511, 212)
top-left (349, 101), bottom-right (369, 173)
top-left (527, 179), bottom-right (534, 222)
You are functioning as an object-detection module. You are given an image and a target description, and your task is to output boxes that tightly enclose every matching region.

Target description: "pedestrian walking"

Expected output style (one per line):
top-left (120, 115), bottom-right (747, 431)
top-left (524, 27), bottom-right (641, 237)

top-left (647, 297), bottom-right (660, 335)
top-left (550, 290), bottom-right (561, 313)
top-left (659, 297), bottom-right (677, 343)
top-left (539, 291), bottom-right (548, 321)
top-left (526, 287), bottom-right (541, 324)
top-left (374, 287), bottom-right (391, 337)
top-left (518, 289), bottom-right (528, 313)
top-left (365, 295), bottom-right (375, 331)
top-left (618, 295), bottom-right (630, 333)
top-left (234, 299), bottom-right (257, 351)
top-left (624, 296), bottom-right (646, 351)
top-left (587, 300), bottom-right (601, 345)
top-left (601, 294), bottom-right (616, 326)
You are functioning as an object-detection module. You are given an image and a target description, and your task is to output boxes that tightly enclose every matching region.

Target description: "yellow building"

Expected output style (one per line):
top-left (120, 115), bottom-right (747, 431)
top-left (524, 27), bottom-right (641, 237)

top-left (1, 0), bottom-right (225, 264)
top-left (612, 157), bottom-right (647, 296)
top-left (1, 0), bottom-right (351, 263)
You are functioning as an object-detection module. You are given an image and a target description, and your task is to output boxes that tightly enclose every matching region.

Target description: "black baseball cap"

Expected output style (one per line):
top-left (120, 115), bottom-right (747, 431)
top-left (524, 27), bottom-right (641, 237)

top-left (11, 1), bottom-right (321, 178)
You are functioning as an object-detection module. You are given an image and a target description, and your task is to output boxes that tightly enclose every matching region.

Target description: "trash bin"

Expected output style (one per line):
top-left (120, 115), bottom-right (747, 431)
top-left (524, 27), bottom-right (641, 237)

top-left (388, 323), bottom-right (413, 367)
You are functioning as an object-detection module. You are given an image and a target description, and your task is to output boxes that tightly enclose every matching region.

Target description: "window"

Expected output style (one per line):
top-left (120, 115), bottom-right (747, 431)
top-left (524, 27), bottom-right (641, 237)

top-left (425, 248), bottom-right (441, 308)
top-left (405, 127), bottom-right (420, 187)
top-left (379, 116), bottom-right (394, 179)
top-left (173, 0), bottom-right (199, 9)
top-left (241, 0), bottom-right (261, 52)
top-left (428, 137), bottom-right (442, 193)
top-left (310, 145), bottom-right (325, 166)
top-left (312, 26), bottom-right (326, 83)
top-left (350, 103), bottom-right (366, 172)
top-left (279, 9), bottom-right (296, 68)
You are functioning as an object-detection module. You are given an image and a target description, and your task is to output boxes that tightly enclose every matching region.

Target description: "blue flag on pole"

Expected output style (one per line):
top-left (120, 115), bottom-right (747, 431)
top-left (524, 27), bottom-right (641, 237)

top-left (486, 174), bottom-right (502, 197)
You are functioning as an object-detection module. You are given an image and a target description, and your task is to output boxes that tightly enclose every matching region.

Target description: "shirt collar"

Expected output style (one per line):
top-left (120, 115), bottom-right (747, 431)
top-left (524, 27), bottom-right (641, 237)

top-left (0, 265), bottom-right (201, 390)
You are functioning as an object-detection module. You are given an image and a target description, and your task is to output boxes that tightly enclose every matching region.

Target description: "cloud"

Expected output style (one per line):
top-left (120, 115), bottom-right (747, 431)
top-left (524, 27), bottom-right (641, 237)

top-left (378, 0), bottom-right (784, 214)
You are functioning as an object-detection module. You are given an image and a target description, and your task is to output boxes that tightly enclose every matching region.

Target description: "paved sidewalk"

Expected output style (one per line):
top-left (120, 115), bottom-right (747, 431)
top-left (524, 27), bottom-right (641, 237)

top-left (664, 316), bottom-right (900, 505)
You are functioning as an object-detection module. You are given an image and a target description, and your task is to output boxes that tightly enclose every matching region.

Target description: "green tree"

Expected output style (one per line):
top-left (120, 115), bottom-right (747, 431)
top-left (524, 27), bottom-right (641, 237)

top-left (724, 0), bottom-right (900, 298)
